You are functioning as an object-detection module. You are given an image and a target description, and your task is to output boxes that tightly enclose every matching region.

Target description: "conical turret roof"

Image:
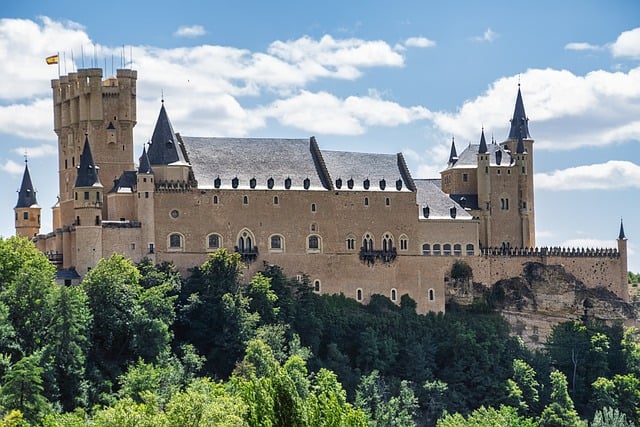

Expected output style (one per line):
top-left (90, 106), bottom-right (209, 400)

top-left (478, 129), bottom-right (488, 154)
top-left (15, 161), bottom-right (39, 208)
top-left (508, 86), bottom-right (531, 140)
top-left (138, 145), bottom-right (153, 174)
top-left (619, 219), bottom-right (627, 240)
top-left (75, 135), bottom-right (102, 188)
top-left (448, 137), bottom-right (458, 164)
top-left (147, 102), bottom-right (187, 165)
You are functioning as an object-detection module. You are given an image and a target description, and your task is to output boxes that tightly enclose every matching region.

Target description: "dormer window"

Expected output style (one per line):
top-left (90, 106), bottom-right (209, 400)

top-left (267, 177), bottom-right (274, 189)
top-left (396, 179), bottom-right (402, 191)
top-left (379, 179), bottom-right (386, 190)
top-left (423, 206), bottom-right (430, 218)
top-left (249, 177), bottom-right (256, 189)
top-left (284, 177), bottom-right (291, 189)
top-left (232, 177), bottom-right (239, 188)
top-left (363, 179), bottom-right (370, 190)
top-left (347, 178), bottom-right (354, 189)
top-left (336, 178), bottom-right (342, 189)
top-left (214, 176), bottom-right (221, 188)
top-left (303, 177), bottom-right (310, 190)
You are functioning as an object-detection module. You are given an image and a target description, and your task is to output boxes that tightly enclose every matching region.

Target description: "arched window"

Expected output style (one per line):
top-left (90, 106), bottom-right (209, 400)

top-left (364, 197), bottom-right (369, 206)
top-left (273, 196), bottom-right (279, 205)
top-left (390, 288), bottom-right (397, 302)
top-left (433, 244), bottom-right (441, 256)
top-left (207, 233), bottom-right (222, 250)
top-left (237, 229), bottom-right (255, 253)
top-left (269, 234), bottom-right (284, 252)
top-left (213, 195), bottom-right (219, 204)
top-left (356, 288), bottom-right (363, 302)
top-left (311, 203), bottom-right (316, 212)
top-left (443, 244), bottom-right (452, 256)
top-left (168, 233), bottom-right (184, 250)
top-left (422, 243), bottom-right (430, 255)
top-left (314, 280), bottom-right (321, 293)
top-left (382, 233), bottom-right (393, 252)
top-left (346, 234), bottom-right (356, 251)
top-left (428, 288), bottom-right (435, 301)
top-left (362, 233), bottom-right (374, 251)
top-left (399, 234), bottom-right (408, 251)
top-left (243, 195), bottom-right (248, 205)
top-left (385, 197), bottom-right (390, 206)
top-left (454, 244), bottom-right (462, 256)
top-left (466, 244), bottom-right (475, 256)
top-left (308, 235), bottom-right (320, 251)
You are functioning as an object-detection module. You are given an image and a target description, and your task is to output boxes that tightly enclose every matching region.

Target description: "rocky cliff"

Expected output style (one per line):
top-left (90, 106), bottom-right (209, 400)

top-left (447, 262), bottom-right (637, 348)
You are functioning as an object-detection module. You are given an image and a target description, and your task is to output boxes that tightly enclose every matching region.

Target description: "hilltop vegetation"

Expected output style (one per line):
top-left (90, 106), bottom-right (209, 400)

top-left (0, 236), bottom-right (638, 426)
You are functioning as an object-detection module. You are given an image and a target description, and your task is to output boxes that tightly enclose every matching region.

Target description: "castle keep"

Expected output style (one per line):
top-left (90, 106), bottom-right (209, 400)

top-left (17, 68), bottom-right (629, 314)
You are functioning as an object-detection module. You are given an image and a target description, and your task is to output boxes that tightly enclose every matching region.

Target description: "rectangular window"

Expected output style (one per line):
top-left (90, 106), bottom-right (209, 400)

top-left (463, 173), bottom-right (468, 182)
top-left (84, 191), bottom-right (89, 200)
top-left (23, 212), bottom-right (28, 220)
top-left (145, 192), bottom-right (149, 198)
top-left (347, 238), bottom-right (355, 250)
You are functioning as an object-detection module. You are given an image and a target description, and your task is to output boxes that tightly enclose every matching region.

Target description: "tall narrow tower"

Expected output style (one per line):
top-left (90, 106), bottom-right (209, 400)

top-left (51, 68), bottom-right (137, 229)
top-left (617, 219), bottom-right (629, 301)
top-left (476, 129), bottom-right (491, 247)
top-left (14, 159), bottom-right (41, 238)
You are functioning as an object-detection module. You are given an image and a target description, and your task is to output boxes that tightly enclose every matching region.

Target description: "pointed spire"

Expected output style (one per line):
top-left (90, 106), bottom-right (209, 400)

top-left (147, 103), bottom-right (186, 165)
top-left (478, 128), bottom-right (488, 154)
top-left (15, 159), bottom-right (38, 208)
top-left (508, 85), bottom-right (531, 140)
top-left (619, 219), bottom-right (627, 240)
top-left (138, 144), bottom-right (153, 174)
top-left (448, 137), bottom-right (458, 164)
top-left (75, 134), bottom-right (102, 187)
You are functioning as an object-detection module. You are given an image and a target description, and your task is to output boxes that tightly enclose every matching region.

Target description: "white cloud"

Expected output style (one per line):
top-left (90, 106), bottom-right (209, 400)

top-left (564, 42), bottom-right (600, 51)
top-left (535, 160), bottom-right (640, 190)
top-left (404, 37), bottom-right (436, 48)
top-left (472, 28), bottom-right (498, 42)
top-left (429, 67), bottom-right (640, 151)
top-left (12, 144), bottom-right (57, 158)
top-left (174, 25), bottom-right (206, 38)
top-left (611, 27), bottom-right (640, 59)
top-left (0, 160), bottom-right (24, 176)
top-left (261, 90), bottom-right (431, 135)
top-left (561, 238), bottom-right (616, 249)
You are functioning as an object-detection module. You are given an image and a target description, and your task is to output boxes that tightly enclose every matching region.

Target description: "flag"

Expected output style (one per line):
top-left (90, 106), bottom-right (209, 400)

top-left (46, 54), bottom-right (59, 65)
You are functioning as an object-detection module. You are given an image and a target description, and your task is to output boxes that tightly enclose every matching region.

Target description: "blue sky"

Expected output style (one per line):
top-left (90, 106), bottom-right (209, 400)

top-left (2, 1), bottom-right (640, 271)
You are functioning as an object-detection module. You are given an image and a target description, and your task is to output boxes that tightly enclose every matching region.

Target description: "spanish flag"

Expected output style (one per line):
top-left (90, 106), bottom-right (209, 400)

top-left (46, 54), bottom-right (59, 65)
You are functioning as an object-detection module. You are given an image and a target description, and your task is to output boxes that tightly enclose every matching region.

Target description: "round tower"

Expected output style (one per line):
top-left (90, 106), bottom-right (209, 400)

top-left (476, 129), bottom-right (491, 248)
top-left (136, 145), bottom-right (156, 261)
top-left (14, 159), bottom-right (41, 238)
top-left (618, 219), bottom-right (629, 302)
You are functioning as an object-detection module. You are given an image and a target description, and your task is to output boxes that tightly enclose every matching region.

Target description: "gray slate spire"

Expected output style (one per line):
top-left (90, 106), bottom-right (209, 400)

top-left (448, 137), bottom-right (458, 164)
top-left (508, 86), bottom-right (531, 140)
top-left (516, 134), bottom-right (526, 154)
top-left (478, 128), bottom-right (488, 154)
top-left (619, 219), bottom-right (627, 240)
top-left (15, 161), bottom-right (38, 208)
top-left (75, 135), bottom-right (102, 187)
top-left (138, 145), bottom-right (153, 174)
top-left (147, 102), bottom-right (186, 165)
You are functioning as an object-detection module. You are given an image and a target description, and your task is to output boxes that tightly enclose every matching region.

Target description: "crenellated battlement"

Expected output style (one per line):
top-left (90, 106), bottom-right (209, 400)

top-left (481, 246), bottom-right (621, 258)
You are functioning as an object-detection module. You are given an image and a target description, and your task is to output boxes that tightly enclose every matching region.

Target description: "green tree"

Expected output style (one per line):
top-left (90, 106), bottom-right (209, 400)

top-left (437, 405), bottom-right (537, 427)
top-left (538, 370), bottom-right (585, 427)
top-left (507, 359), bottom-right (540, 416)
top-left (355, 370), bottom-right (418, 427)
top-left (45, 284), bottom-right (92, 411)
top-left (591, 407), bottom-right (634, 427)
top-left (0, 354), bottom-right (51, 424)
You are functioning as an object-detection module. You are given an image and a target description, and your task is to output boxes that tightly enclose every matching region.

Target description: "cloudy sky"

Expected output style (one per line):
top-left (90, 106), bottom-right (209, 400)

top-left (2, 1), bottom-right (639, 271)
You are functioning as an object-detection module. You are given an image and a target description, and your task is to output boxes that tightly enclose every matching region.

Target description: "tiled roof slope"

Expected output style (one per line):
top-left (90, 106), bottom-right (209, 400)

top-left (321, 150), bottom-right (413, 192)
top-left (414, 179), bottom-right (473, 220)
top-left (180, 137), bottom-right (327, 190)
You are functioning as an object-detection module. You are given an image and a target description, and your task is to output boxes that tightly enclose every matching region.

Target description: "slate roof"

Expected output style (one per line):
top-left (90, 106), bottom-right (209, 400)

top-left (110, 171), bottom-right (137, 193)
top-left (619, 220), bottom-right (626, 240)
top-left (138, 146), bottom-right (153, 174)
top-left (445, 142), bottom-right (514, 170)
top-left (75, 136), bottom-right (102, 188)
top-left (508, 86), bottom-right (531, 140)
top-left (15, 162), bottom-right (39, 208)
top-left (414, 179), bottom-right (473, 220)
top-left (148, 104), bottom-right (188, 166)
top-left (321, 150), bottom-right (413, 192)
top-left (180, 137), bottom-right (327, 190)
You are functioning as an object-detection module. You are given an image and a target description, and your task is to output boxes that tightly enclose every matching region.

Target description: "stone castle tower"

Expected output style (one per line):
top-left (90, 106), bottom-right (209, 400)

top-left (14, 159), bottom-right (41, 238)
top-left (440, 86), bottom-right (535, 250)
top-left (51, 68), bottom-right (137, 230)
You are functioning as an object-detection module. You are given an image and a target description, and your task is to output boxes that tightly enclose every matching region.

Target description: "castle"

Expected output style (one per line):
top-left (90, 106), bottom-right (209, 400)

top-left (15, 68), bottom-right (629, 314)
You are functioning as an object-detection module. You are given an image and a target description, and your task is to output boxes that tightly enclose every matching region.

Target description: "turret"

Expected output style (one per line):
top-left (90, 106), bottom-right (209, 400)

top-left (476, 129), bottom-right (491, 247)
top-left (618, 219), bottom-right (629, 301)
top-left (147, 101), bottom-right (192, 184)
top-left (14, 159), bottom-right (41, 238)
top-left (73, 135), bottom-right (104, 275)
top-left (136, 145), bottom-right (156, 259)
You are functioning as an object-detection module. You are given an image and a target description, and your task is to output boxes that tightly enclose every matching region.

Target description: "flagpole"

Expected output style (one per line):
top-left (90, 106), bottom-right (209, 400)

top-left (57, 51), bottom-right (60, 77)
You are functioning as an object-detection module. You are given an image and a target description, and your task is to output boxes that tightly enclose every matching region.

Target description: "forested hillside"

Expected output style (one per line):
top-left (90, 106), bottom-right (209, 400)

top-left (0, 236), bottom-right (638, 426)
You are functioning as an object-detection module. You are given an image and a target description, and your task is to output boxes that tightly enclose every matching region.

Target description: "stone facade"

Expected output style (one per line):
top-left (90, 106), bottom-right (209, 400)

top-left (21, 68), bottom-right (629, 313)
